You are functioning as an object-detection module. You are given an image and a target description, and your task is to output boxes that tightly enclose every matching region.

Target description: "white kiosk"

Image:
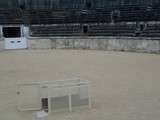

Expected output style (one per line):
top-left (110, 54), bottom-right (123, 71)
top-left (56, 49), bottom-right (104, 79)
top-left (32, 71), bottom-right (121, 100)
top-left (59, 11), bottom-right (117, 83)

top-left (2, 25), bottom-right (28, 49)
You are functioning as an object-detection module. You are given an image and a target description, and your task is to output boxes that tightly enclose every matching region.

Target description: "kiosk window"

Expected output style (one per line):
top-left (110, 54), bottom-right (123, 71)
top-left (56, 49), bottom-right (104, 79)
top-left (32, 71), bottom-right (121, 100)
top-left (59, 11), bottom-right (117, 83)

top-left (3, 27), bottom-right (21, 38)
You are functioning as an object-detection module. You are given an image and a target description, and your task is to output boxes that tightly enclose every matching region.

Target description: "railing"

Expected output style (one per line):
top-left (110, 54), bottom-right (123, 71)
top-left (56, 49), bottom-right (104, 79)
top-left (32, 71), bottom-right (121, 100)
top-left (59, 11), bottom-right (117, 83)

top-left (17, 78), bottom-right (91, 113)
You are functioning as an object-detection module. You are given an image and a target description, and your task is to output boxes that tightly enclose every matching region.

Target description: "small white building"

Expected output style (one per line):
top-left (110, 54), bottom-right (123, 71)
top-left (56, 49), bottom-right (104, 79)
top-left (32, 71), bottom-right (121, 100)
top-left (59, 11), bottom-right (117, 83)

top-left (0, 25), bottom-right (29, 50)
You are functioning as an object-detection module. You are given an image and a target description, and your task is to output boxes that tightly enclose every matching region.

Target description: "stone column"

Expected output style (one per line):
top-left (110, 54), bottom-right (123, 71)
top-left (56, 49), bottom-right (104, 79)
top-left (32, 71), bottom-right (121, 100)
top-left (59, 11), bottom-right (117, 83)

top-left (0, 26), bottom-right (4, 51)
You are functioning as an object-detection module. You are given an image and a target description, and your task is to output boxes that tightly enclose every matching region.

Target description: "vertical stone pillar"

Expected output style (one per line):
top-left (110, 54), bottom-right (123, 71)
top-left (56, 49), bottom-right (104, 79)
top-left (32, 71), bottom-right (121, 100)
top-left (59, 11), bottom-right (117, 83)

top-left (0, 25), bottom-right (4, 51)
top-left (22, 25), bottom-right (29, 38)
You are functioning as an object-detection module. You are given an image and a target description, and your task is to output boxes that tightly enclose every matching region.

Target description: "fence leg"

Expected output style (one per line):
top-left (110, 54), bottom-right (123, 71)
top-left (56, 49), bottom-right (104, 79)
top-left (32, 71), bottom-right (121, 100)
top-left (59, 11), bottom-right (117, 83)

top-left (68, 88), bottom-right (72, 112)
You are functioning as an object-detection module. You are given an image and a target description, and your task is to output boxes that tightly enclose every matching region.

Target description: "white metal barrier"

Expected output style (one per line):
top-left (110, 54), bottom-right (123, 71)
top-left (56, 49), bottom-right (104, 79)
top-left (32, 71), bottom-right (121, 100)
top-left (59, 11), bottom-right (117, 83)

top-left (17, 78), bottom-right (91, 113)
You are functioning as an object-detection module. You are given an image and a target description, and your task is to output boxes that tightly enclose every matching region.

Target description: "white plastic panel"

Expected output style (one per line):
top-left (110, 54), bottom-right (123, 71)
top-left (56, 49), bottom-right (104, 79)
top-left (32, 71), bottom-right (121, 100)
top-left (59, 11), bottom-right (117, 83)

top-left (17, 79), bottom-right (90, 112)
top-left (71, 85), bottom-right (89, 108)
top-left (17, 84), bottom-right (41, 111)
top-left (5, 37), bottom-right (27, 49)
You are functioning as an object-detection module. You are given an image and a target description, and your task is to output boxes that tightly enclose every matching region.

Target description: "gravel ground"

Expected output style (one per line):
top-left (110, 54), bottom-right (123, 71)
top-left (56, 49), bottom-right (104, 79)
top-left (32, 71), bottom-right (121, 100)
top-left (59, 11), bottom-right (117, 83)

top-left (0, 50), bottom-right (160, 120)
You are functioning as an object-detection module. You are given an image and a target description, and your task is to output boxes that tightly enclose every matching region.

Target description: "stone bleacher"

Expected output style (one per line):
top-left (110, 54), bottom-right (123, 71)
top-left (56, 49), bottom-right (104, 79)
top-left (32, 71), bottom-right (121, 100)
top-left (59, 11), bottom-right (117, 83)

top-left (0, 9), bottom-right (22, 24)
top-left (24, 9), bottom-right (111, 24)
top-left (30, 23), bottom-right (137, 37)
top-left (140, 23), bottom-right (160, 37)
top-left (88, 23), bottom-right (137, 36)
top-left (30, 24), bottom-right (81, 37)
top-left (0, 5), bottom-right (160, 37)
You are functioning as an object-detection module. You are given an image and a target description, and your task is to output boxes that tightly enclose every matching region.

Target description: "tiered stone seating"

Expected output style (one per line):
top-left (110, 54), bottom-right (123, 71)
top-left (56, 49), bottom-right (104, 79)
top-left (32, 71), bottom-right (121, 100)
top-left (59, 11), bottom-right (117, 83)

top-left (118, 5), bottom-right (146, 22)
top-left (1, 6), bottom-right (160, 38)
top-left (30, 24), bottom-right (81, 37)
top-left (24, 9), bottom-right (111, 24)
top-left (24, 10), bottom-right (80, 24)
top-left (118, 5), bottom-right (160, 22)
top-left (140, 23), bottom-right (160, 37)
top-left (80, 9), bottom-right (111, 23)
top-left (88, 23), bottom-right (137, 36)
top-left (0, 9), bottom-right (22, 24)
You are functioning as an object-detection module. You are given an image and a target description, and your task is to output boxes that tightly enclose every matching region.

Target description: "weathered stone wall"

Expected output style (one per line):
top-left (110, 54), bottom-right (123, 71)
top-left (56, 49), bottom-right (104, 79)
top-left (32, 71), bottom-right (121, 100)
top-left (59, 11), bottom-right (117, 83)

top-left (28, 37), bottom-right (160, 53)
top-left (28, 38), bottom-right (52, 49)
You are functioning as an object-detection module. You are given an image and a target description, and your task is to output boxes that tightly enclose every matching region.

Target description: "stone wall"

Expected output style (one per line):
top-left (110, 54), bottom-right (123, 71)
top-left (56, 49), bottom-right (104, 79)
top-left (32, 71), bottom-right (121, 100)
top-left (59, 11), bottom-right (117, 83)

top-left (28, 38), bottom-right (52, 49)
top-left (28, 37), bottom-right (160, 53)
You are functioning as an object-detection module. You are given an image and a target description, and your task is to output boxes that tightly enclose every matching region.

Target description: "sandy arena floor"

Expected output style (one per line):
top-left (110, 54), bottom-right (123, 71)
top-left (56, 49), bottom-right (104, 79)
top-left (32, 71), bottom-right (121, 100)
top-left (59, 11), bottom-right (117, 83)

top-left (0, 50), bottom-right (160, 120)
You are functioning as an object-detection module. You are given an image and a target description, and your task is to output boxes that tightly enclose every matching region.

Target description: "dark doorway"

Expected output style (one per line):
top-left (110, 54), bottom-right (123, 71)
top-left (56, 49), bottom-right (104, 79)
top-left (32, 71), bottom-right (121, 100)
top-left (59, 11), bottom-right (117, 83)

top-left (140, 24), bottom-right (145, 31)
top-left (86, 1), bottom-right (92, 9)
top-left (83, 25), bottom-right (88, 33)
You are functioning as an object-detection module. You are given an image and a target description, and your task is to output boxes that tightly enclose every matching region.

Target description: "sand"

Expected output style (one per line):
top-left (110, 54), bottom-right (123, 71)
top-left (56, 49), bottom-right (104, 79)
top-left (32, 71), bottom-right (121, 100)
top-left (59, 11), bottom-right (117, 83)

top-left (0, 49), bottom-right (160, 120)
